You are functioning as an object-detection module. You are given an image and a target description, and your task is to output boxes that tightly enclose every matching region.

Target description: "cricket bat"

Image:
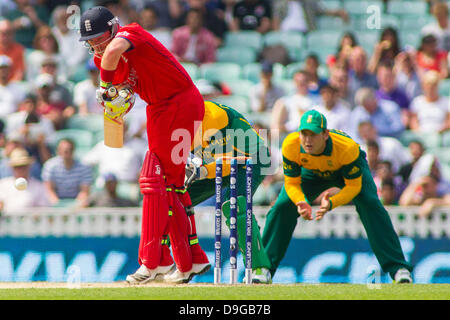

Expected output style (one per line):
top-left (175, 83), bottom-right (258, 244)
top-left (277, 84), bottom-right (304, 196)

top-left (104, 86), bottom-right (124, 148)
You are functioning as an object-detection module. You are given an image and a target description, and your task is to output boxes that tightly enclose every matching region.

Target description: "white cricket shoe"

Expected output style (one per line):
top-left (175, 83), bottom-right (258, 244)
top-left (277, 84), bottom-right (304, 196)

top-left (394, 268), bottom-right (413, 284)
top-left (164, 263), bottom-right (211, 284)
top-left (126, 264), bottom-right (175, 284)
top-left (243, 268), bottom-right (272, 284)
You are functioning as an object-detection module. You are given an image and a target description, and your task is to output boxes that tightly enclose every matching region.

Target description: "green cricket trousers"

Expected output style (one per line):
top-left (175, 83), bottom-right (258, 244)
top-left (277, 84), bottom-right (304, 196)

top-left (188, 162), bottom-right (272, 270)
top-left (261, 156), bottom-right (413, 280)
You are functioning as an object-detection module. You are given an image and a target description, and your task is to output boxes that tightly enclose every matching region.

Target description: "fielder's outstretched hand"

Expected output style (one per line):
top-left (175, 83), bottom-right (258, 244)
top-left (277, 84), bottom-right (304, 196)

top-left (296, 201), bottom-right (312, 220)
top-left (316, 191), bottom-right (331, 220)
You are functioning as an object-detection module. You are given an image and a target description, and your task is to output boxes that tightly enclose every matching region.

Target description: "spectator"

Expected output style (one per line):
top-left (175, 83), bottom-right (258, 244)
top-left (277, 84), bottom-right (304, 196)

top-left (135, 0), bottom-right (181, 29)
top-left (0, 19), bottom-right (25, 81)
top-left (272, 0), bottom-right (348, 33)
top-left (327, 31), bottom-right (358, 69)
top-left (26, 25), bottom-right (65, 82)
top-left (0, 1), bottom-right (16, 17)
top-left (415, 34), bottom-right (448, 79)
top-left (348, 47), bottom-right (378, 104)
top-left (73, 59), bottom-right (102, 115)
top-left (222, 0), bottom-right (239, 26)
top-left (398, 139), bottom-right (427, 188)
top-left (37, 56), bottom-right (74, 103)
top-left (0, 55), bottom-right (27, 118)
top-left (249, 61), bottom-right (285, 113)
top-left (373, 160), bottom-right (403, 200)
top-left (422, 2), bottom-right (450, 52)
top-left (96, 0), bottom-right (136, 25)
top-left (313, 84), bottom-right (351, 132)
top-left (5, 93), bottom-right (53, 179)
top-left (171, 8), bottom-right (218, 65)
top-left (366, 139), bottom-right (381, 176)
top-left (409, 70), bottom-right (450, 134)
top-left (4, 0), bottom-right (50, 48)
top-left (0, 147), bottom-right (49, 214)
top-left (394, 51), bottom-right (422, 102)
top-left (350, 87), bottom-right (404, 142)
top-left (380, 178), bottom-right (399, 206)
top-left (0, 135), bottom-right (23, 179)
top-left (375, 60), bottom-right (411, 128)
top-left (230, 0), bottom-right (272, 33)
top-left (399, 174), bottom-right (450, 218)
top-left (368, 27), bottom-right (401, 74)
top-left (139, 5), bottom-right (172, 49)
top-left (88, 173), bottom-right (139, 207)
top-left (41, 138), bottom-right (93, 208)
top-left (358, 121), bottom-right (410, 174)
top-left (34, 72), bottom-right (74, 130)
top-left (51, 5), bottom-right (88, 81)
top-left (174, 0), bottom-right (228, 45)
top-left (328, 64), bottom-right (353, 108)
top-left (304, 53), bottom-right (328, 96)
top-left (271, 70), bottom-right (316, 134)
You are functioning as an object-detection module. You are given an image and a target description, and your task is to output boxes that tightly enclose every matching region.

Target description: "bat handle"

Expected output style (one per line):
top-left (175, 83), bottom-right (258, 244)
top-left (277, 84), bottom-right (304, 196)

top-left (107, 86), bottom-right (117, 98)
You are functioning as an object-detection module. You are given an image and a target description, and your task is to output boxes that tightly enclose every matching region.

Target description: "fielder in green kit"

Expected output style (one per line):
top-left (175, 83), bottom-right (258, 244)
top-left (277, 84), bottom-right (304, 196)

top-left (261, 109), bottom-right (413, 283)
top-left (183, 100), bottom-right (273, 283)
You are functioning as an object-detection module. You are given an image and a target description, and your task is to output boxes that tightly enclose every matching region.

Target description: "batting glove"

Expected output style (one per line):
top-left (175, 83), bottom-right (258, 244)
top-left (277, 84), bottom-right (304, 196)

top-left (103, 87), bottom-right (136, 120)
top-left (96, 80), bottom-right (114, 106)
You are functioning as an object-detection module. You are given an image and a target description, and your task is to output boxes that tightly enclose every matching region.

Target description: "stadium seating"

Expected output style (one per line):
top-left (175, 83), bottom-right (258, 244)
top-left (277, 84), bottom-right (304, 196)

top-left (400, 14), bottom-right (434, 31)
top-left (399, 31), bottom-right (422, 49)
top-left (216, 46), bottom-right (257, 66)
top-left (200, 62), bottom-right (241, 83)
top-left (181, 62), bottom-right (200, 80)
top-left (285, 62), bottom-right (304, 79)
top-left (274, 79), bottom-right (296, 95)
top-left (242, 62), bottom-right (285, 83)
top-left (226, 79), bottom-right (255, 98)
top-left (66, 114), bottom-right (104, 134)
top-left (224, 31), bottom-right (263, 51)
top-left (213, 95), bottom-right (250, 115)
top-left (48, 128), bottom-right (95, 158)
top-left (343, 0), bottom-right (383, 15)
top-left (263, 31), bottom-right (304, 49)
top-left (439, 79), bottom-right (450, 97)
top-left (388, 1), bottom-right (428, 16)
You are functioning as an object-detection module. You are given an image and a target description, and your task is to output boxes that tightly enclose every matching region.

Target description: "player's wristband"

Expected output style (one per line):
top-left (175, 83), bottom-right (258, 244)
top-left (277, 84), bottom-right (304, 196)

top-left (100, 68), bottom-right (116, 85)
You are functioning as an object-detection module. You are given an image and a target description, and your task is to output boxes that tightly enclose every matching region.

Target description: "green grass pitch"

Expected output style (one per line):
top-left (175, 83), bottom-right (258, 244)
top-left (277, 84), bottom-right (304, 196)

top-left (0, 283), bottom-right (449, 300)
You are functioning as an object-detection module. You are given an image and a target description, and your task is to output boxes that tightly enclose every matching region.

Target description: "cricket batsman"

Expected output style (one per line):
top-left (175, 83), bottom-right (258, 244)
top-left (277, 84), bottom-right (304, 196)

top-left (79, 6), bottom-right (210, 284)
top-left (262, 110), bottom-right (413, 283)
top-left (180, 100), bottom-right (273, 284)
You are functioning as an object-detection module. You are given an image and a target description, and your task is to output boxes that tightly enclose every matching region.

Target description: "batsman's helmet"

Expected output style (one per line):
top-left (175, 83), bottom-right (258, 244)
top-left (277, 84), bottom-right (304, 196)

top-left (79, 6), bottom-right (119, 41)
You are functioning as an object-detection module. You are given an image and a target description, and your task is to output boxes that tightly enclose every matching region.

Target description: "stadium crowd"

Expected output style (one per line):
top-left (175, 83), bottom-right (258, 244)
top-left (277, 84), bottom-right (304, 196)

top-left (0, 0), bottom-right (449, 218)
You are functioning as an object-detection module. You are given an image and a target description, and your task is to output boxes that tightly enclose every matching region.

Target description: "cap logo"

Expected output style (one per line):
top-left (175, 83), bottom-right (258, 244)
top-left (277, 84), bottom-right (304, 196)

top-left (307, 115), bottom-right (313, 123)
top-left (84, 20), bottom-right (92, 32)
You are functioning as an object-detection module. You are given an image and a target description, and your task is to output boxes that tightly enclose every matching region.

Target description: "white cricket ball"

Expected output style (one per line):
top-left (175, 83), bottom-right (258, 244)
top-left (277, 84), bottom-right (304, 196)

top-left (15, 177), bottom-right (28, 191)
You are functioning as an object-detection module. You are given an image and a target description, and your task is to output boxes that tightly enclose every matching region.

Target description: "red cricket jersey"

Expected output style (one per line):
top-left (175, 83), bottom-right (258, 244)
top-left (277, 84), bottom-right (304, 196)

top-left (94, 23), bottom-right (194, 104)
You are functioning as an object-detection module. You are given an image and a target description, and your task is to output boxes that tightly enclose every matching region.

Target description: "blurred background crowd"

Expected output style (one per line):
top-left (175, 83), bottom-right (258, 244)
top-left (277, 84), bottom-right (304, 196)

top-left (0, 0), bottom-right (449, 218)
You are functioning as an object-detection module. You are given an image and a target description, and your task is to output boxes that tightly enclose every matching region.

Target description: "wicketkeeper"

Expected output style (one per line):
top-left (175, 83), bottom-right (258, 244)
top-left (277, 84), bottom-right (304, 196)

top-left (183, 100), bottom-right (273, 284)
top-left (261, 110), bottom-right (413, 283)
top-left (79, 6), bottom-right (210, 284)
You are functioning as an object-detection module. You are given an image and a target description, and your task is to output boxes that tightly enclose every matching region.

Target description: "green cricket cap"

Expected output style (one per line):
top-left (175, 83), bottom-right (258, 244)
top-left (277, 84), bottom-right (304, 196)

top-left (299, 110), bottom-right (327, 133)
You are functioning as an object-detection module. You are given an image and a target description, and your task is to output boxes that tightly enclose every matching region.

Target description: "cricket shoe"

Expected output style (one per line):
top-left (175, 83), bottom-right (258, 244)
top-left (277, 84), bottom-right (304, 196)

top-left (394, 268), bottom-right (413, 284)
top-left (164, 263), bottom-right (211, 284)
top-left (243, 268), bottom-right (272, 284)
top-left (126, 264), bottom-right (175, 284)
